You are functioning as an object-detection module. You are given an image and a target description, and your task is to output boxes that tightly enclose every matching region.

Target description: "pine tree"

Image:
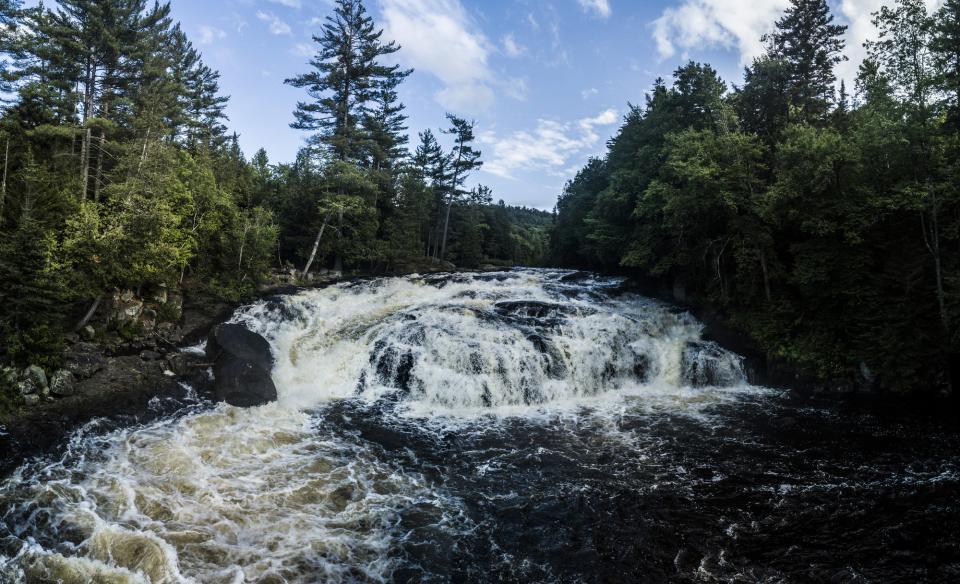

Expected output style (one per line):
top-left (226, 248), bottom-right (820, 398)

top-left (438, 114), bottom-right (482, 261)
top-left (765, 0), bottom-right (847, 124)
top-left (285, 0), bottom-right (405, 162)
top-left (933, 0), bottom-right (960, 128)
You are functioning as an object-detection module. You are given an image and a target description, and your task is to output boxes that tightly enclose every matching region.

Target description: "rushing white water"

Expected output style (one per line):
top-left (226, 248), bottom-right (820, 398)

top-left (1, 270), bottom-right (762, 583)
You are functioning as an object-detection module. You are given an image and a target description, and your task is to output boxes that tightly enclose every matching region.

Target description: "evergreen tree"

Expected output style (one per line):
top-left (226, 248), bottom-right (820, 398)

top-left (765, 0), bottom-right (847, 123)
top-left (933, 0), bottom-right (960, 127)
top-left (285, 0), bottom-right (406, 162)
top-left (438, 114), bottom-right (482, 261)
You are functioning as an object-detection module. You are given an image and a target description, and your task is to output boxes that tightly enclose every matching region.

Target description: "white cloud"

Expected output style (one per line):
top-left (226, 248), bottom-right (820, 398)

top-left (197, 25), bottom-right (226, 45)
top-left (269, 0), bottom-right (302, 7)
top-left (257, 11), bottom-right (292, 36)
top-left (652, 0), bottom-right (790, 67)
top-left (836, 0), bottom-right (944, 84)
top-left (292, 42), bottom-right (315, 58)
top-left (381, 0), bottom-right (496, 111)
top-left (581, 87), bottom-right (599, 99)
top-left (578, 0), bottom-right (612, 19)
top-left (652, 0), bottom-right (945, 75)
top-left (502, 77), bottom-right (529, 101)
top-left (502, 33), bottom-right (525, 58)
top-left (481, 108), bottom-right (619, 179)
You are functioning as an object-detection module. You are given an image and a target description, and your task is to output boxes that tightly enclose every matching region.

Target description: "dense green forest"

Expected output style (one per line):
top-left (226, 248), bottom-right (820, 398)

top-left (0, 0), bottom-right (549, 370)
top-left (551, 0), bottom-right (960, 394)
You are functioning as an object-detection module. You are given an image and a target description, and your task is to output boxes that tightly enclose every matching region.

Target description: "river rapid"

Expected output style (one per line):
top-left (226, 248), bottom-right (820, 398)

top-left (1, 269), bottom-right (959, 583)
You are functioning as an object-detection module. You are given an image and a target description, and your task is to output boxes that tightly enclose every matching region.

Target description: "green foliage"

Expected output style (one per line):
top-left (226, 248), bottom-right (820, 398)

top-left (550, 0), bottom-right (960, 393)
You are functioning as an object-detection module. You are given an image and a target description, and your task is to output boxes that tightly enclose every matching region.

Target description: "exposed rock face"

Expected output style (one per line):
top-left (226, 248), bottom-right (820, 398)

top-left (64, 343), bottom-right (106, 379)
top-left (205, 324), bottom-right (277, 407)
top-left (49, 370), bottom-right (76, 397)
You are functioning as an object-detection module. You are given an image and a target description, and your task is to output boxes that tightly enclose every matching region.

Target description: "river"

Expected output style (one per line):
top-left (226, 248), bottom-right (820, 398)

top-left (1, 269), bottom-right (958, 583)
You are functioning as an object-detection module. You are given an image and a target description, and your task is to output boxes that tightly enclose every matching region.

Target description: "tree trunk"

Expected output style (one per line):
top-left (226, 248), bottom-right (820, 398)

top-left (759, 249), bottom-right (772, 302)
top-left (75, 295), bottom-right (103, 331)
top-left (93, 131), bottom-right (106, 202)
top-left (0, 136), bottom-right (8, 218)
top-left (439, 196), bottom-right (454, 261)
top-left (80, 127), bottom-right (91, 197)
top-left (302, 212), bottom-right (333, 279)
top-left (921, 209), bottom-right (950, 336)
top-left (137, 128), bottom-right (151, 176)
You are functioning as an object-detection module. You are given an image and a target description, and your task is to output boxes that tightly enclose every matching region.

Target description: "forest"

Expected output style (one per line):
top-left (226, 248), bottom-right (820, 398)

top-left (551, 0), bottom-right (960, 393)
top-left (0, 0), bottom-right (550, 372)
top-left (1, 0), bottom-right (958, 396)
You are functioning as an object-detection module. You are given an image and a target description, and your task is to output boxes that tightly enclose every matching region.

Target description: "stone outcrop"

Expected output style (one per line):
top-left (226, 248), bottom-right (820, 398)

top-left (205, 324), bottom-right (277, 407)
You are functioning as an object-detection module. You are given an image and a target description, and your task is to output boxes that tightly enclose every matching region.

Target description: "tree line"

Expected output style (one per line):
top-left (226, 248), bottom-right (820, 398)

top-left (0, 0), bottom-right (549, 369)
top-left (551, 0), bottom-right (960, 394)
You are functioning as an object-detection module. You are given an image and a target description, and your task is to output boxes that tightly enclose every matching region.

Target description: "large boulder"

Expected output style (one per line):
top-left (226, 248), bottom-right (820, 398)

top-left (49, 370), bottom-right (76, 397)
top-left (205, 324), bottom-right (277, 407)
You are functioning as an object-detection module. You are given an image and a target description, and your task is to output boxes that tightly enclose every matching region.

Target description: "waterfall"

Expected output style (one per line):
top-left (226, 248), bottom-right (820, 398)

top-left (1, 270), bottom-right (760, 584)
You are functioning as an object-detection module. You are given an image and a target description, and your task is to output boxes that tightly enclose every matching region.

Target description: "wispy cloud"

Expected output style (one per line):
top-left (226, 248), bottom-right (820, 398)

top-left (581, 87), bottom-right (599, 99)
top-left (291, 42), bottom-right (314, 58)
top-left (381, 0), bottom-right (496, 111)
top-left (268, 0), bottom-right (303, 8)
top-left (481, 108), bottom-right (619, 179)
top-left (197, 25), bottom-right (226, 45)
top-left (502, 33), bottom-right (525, 58)
top-left (257, 11), bottom-right (292, 36)
top-left (578, 0), bottom-right (612, 19)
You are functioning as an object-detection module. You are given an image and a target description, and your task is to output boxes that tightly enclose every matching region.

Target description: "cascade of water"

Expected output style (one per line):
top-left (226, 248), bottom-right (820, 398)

top-left (0, 270), bottom-right (758, 584)
top-left (232, 269), bottom-right (748, 415)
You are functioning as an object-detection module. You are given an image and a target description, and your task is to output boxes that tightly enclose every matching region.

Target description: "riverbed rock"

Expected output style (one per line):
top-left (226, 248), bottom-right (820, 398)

top-left (63, 343), bottom-right (106, 379)
top-left (206, 324), bottom-right (277, 407)
top-left (681, 341), bottom-right (746, 387)
top-left (49, 370), bottom-right (76, 397)
top-left (17, 366), bottom-right (48, 396)
top-left (22, 394), bottom-right (40, 406)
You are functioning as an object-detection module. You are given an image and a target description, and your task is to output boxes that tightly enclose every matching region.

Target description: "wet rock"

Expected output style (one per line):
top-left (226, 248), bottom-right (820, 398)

top-left (559, 271), bottom-right (593, 282)
top-left (79, 325), bottom-right (96, 341)
top-left (63, 343), bottom-right (106, 379)
top-left (206, 324), bottom-right (277, 407)
top-left (49, 370), bottom-right (76, 397)
top-left (681, 341), bottom-right (746, 387)
top-left (140, 350), bottom-right (163, 361)
top-left (207, 324), bottom-right (274, 371)
top-left (632, 353), bottom-right (652, 382)
top-left (23, 394), bottom-right (40, 406)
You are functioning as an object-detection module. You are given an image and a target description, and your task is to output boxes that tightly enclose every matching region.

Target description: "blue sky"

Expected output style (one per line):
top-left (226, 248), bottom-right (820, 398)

top-left (165, 0), bottom-right (943, 209)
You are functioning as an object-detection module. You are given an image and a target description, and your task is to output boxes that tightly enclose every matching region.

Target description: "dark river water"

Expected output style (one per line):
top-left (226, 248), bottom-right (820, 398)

top-left (2, 270), bottom-right (958, 583)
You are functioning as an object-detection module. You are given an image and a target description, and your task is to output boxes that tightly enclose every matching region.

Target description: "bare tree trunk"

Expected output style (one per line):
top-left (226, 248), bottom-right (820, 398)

top-left (302, 212), bottom-right (333, 279)
top-left (75, 295), bottom-right (103, 330)
top-left (921, 209), bottom-right (950, 336)
top-left (759, 249), bottom-right (772, 302)
top-left (93, 131), bottom-right (105, 202)
top-left (439, 196), bottom-right (454, 261)
top-left (137, 128), bottom-right (151, 176)
top-left (0, 137), bottom-right (8, 218)
top-left (80, 127), bottom-right (91, 198)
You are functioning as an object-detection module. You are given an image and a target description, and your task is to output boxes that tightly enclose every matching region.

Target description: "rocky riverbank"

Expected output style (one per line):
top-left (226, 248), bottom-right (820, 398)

top-left (0, 260), bottom-right (461, 472)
